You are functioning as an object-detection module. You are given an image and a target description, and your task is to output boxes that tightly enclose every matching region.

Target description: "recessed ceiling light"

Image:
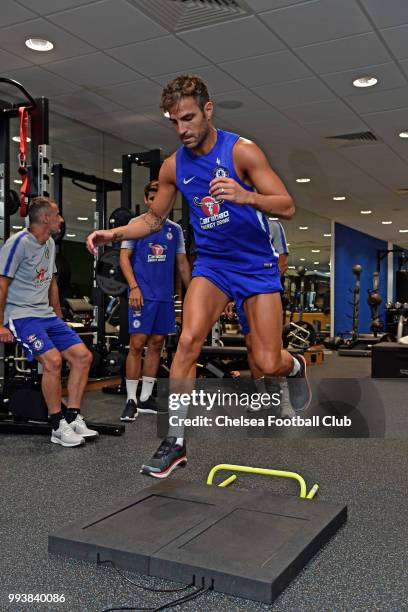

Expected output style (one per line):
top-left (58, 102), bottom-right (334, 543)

top-left (269, 217), bottom-right (278, 221)
top-left (333, 196), bottom-right (346, 201)
top-left (77, 216), bottom-right (88, 221)
top-left (353, 76), bottom-right (378, 88)
top-left (12, 136), bottom-right (31, 143)
top-left (12, 225), bottom-right (23, 230)
top-left (360, 210), bottom-right (372, 214)
top-left (300, 258), bottom-right (306, 261)
top-left (66, 233), bottom-right (77, 238)
top-left (288, 266), bottom-right (295, 269)
top-left (218, 100), bottom-right (243, 109)
top-left (296, 178), bottom-right (311, 183)
top-left (311, 249), bottom-right (320, 253)
top-left (399, 131), bottom-right (408, 138)
top-left (286, 243), bottom-right (291, 246)
top-left (299, 226), bottom-right (308, 230)
top-left (314, 261), bottom-right (320, 265)
top-left (399, 229), bottom-right (408, 233)
top-left (324, 233), bottom-right (332, 237)
top-left (14, 179), bottom-right (22, 184)
top-left (91, 198), bottom-right (97, 202)
top-left (381, 220), bottom-right (392, 225)
top-left (25, 38), bottom-right (54, 52)
top-left (113, 168), bottom-right (123, 174)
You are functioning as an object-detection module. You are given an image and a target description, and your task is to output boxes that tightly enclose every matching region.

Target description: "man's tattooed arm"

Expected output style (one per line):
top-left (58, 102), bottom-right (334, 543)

top-left (143, 208), bottom-right (166, 232)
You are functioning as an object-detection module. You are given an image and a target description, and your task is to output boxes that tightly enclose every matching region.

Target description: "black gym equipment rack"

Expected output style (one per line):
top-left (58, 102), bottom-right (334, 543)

top-left (102, 149), bottom-right (162, 395)
top-left (53, 163), bottom-right (122, 368)
top-left (0, 78), bottom-right (123, 436)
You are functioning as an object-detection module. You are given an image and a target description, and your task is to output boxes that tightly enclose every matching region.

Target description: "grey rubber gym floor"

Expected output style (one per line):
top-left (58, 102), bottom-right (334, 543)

top-left (1, 353), bottom-right (407, 612)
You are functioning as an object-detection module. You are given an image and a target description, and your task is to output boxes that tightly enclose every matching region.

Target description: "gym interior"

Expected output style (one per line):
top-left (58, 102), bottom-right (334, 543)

top-left (1, 1), bottom-right (407, 611)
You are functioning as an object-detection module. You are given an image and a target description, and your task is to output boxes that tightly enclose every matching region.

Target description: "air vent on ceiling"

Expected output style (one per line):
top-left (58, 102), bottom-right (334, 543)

top-left (395, 188), bottom-right (408, 195)
top-left (324, 131), bottom-right (379, 148)
top-left (131, 0), bottom-right (248, 32)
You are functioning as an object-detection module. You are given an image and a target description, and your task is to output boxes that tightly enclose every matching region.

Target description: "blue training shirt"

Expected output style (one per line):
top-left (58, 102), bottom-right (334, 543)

top-left (121, 218), bottom-right (185, 302)
top-left (176, 129), bottom-right (278, 274)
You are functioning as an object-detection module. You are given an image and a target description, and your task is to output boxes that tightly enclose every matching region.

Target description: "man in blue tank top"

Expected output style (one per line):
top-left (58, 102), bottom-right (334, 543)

top-left (87, 74), bottom-right (311, 478)
top-left (119, 180), bottom-right (191, 421)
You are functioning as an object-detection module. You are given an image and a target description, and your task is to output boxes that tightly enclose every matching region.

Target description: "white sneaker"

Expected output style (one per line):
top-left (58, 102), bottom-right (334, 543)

top-left (69, 414), bottom-right (99, 439)
top-left (51, 418), bottom-right (85, 447)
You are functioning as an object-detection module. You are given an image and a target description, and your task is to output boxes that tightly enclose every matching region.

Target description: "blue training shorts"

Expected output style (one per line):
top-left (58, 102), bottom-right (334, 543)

top-left (128, 299), bottom-right (177, 335)
top-left (8, 316), bottom-right (83, 361)
top-left (192, 262), bottom-right (282, 336)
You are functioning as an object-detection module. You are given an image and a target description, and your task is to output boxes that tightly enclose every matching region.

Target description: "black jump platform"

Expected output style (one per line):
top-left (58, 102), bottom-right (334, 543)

top-left (49, 480), bottom-right (347, 604)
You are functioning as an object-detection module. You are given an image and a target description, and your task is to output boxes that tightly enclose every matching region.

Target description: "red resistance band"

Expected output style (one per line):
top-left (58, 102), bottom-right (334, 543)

top-left (18, 106), bottom-right (30, 217)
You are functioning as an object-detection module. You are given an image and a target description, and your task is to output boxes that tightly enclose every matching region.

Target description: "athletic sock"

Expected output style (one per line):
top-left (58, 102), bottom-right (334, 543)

top-left (140, 376), bottom-right (156, 402)
top-left (288, 356), bottom-right (301, 377)
top-left (126, 379), bottom-right (139, 402)
top-left (50, 411), bottom-right (64, 431)
top-left (167, 396), bottom-right (189, 442)
top-left (65, 408), bottom-right (80, 424)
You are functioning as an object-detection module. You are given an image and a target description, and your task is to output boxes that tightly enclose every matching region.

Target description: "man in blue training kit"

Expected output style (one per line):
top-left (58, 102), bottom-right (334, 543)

top-left (0, 197), bottom-right (96, 447)
top-left (87, 74), bottom-right (311, 477)
top-left (119, 179), bottom-right (191, 421)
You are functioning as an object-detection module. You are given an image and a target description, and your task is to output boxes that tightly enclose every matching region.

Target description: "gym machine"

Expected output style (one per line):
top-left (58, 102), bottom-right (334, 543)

top-left (338, 265), bottom-right (385, 357)
top-left (283, 266), bottom-right (316, 351)
top-left (0, 78), bottom-right (123, 436)
top-left (52, 163), bottom-right (123, 378)
top-left (98, 149), bottom-right (163, 394)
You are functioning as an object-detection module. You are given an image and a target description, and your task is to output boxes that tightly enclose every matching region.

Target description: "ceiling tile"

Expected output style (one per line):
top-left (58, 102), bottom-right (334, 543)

top-left (96, 79), bottom-right (164, 110)
top-left (297, 32), bottom-right (391, 73)
top-left (380, 24), bottom-right (408, 60)
top-left (340, 143), bottom-right (408, 189)
top-left (283, 99), bottom-right (357, 124)
top-left (179, 16), bottom-right (285, 63)
top-left (52, 90), bottom-right (122, 118)
top-left (48, 0), bottom-right (167, 49)
top-left (253, 77), bottom-right (334, 108)
top-left (249, 0), bottom-right (315, 11)
top-left (0, 0), bottom-right (37, 27)
top-left (220, 51), bottom-right (312, 88)
top-left (0, 18), bottom-right (94, 65)
top-left (321, 62), bottom-right (407, 96)
top-left (18, 0), bottom-right (102, 15)
top-left (260, 0), bottom-right (372, 47)
top-left (107, 36), bottom-right (208, 76)
top-left (6, 66), bottom-right (79, 97)
top-left (0, 48), bottom-right (32, 71)
top-left (152, 65), bottom-right (242, 95)
top-left (44, 53), bottom-right (141, 87)
top-left (303, 115), bottom-right (369, 137)
top-left (213, 89), bottom-right (272, 119)
top-left (345, 86), bottom-right (408, 114)
top-left (359, 0), bottom-right (408, 29)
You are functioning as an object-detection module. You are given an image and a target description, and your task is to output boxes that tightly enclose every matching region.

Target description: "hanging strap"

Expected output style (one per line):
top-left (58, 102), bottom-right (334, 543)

top-left (18, 106), bottom-right (30, 217)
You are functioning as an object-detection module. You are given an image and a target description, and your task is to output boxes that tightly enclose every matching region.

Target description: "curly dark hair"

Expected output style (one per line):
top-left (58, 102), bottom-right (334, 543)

top-left (160, 74), bottom-right (210, 113)
top-left (144, 179), bottom-right (159, 199)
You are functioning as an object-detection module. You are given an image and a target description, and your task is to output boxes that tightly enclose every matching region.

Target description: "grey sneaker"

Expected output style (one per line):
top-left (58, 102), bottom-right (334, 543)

top-left (51, 418), bottom-right (85, 447)
top-left (69, 414), bottom-right (99, 438)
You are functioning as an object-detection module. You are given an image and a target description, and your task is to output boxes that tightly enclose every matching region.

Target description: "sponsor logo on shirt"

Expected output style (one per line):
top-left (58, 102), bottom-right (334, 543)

top-left (193, 196), bottom-right (230, 230)
top-left (34, 266), bottom-right (51, 286)
top-left (148, 243), bottom-right (167, 262)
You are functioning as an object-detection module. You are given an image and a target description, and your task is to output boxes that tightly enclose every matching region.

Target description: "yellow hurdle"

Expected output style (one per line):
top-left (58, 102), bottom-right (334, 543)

top-left (207, 463), bottom-right (319, 499)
